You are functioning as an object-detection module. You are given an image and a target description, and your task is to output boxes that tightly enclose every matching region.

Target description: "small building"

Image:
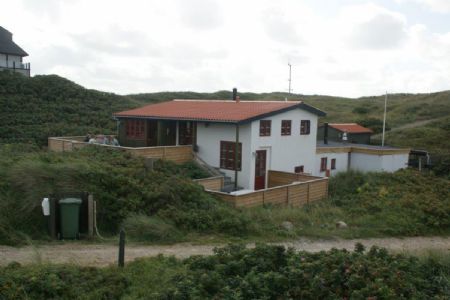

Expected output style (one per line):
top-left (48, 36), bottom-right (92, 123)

top-left (318, 123), bottom-right (373, 144)
top-left (314, 141), bottom-right (410, 177)
top-left (114, 98), bottom-right (326, 191)
top-left (0, 26), bottom-right (30, 76)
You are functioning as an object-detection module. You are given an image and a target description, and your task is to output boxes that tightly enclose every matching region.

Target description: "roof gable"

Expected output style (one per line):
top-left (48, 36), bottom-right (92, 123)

top-left (329, 123), bottom-right (373, 134)
top-left (114, 100), bottom-right (326, 124)
top-left (0, 26), bottom-right (28, 56)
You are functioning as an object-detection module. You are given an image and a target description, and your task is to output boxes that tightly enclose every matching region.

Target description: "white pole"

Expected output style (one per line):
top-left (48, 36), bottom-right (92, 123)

top-left (288, 63), bottom-right (292, 94)
top-left (381, 91), bottom-right (387, 147)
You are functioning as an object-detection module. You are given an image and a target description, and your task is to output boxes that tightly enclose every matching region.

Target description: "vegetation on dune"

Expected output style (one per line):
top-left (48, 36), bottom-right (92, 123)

top-left (0, 143), bottom-right (448, 246)
top-left (0, 145), bottom-right (250, 245)
top-left (0, 71), bottom-right (141, 146)
top-left (243, 170), bottom-right (450, 239)
top-left (382, 117), bottom-right (450, 178)
top-left (1, 244), bottom-right (449, 299)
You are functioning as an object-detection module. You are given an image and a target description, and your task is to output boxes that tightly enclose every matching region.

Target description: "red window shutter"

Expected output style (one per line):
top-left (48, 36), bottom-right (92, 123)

top-left (281, 120), bottom-right (291, 136)
top-left (260, 120), bottom-right (271, 136)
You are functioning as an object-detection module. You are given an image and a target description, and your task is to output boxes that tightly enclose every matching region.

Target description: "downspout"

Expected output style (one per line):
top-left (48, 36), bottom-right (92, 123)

top-left (234, 123), bottom-right (239, 191)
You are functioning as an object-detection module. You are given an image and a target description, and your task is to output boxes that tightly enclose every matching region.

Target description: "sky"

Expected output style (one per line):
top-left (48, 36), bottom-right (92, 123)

top-left (1, 0), bottom-right (450, 97)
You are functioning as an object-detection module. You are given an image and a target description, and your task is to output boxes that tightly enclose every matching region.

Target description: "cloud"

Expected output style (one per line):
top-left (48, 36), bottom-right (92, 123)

top-left (337, 4), bottom-right (408, 50)
top-left (262, 8), bottom-right (304, 45)
top-left (3, 0), bottom-right (450, 97)
top-left (397, 0), bottom-right (450, 13)
top-left (176, 0), bottom-right (224, 30)
top-left (70, 25), bottom-right (162, 57)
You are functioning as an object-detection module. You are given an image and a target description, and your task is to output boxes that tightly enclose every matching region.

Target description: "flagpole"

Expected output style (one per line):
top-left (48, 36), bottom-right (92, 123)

top-left (382, 91), bottom-right (387, 147)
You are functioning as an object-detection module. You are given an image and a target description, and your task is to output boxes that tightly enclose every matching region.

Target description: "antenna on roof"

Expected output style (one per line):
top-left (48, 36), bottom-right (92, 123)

top-left (288, 63), bottom-right (292, 95)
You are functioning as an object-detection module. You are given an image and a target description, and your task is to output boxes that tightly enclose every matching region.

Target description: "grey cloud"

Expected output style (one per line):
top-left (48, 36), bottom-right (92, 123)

top-left (350, 13), bottom-right (407, 49)
top-left (323, 69), bottom-right (369, 81)
top-left (279, 50), bottom-right (309, 64)
top-left (21, 0), bottom-right (62, 21)
top-left (177, 0), bottom-right (223, 30)
top-left (164, 42), bottom-right (228, 69)
top-left (71, 25), bottom-right (162, 57)
top-left (262, 10), bottom-right (304, 45)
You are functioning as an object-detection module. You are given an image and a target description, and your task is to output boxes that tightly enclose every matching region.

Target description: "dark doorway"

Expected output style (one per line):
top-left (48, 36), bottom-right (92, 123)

top-left (179, 121), bottom-right (196, 145)
top-left (254, 150), bottom-right (267, 190)
top-left (158, 121), bottom-right (176, 146)
top-left (147, 120), bottom-right (158, 146)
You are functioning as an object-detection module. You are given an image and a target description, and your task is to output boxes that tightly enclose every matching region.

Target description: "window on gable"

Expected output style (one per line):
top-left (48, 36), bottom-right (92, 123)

top-left (126, 119), bottom-right (145, 139)
top-left (320, 157), bottom-right (328, 172)
top-left (294, 165), bottom-right (304, 173)
top-left (259, 120), bottom-right (271, 136)
top-left (220, 141), bottom-right (242, 171)
top-left (281, 120), bottom-right (291, 136)
top-left (300, 120), bottom-right (310, 135)
top-left (331, 158), bottom-right (336, 170)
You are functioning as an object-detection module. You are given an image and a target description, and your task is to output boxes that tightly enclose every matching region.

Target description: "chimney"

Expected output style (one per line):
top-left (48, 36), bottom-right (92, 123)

top-left (232, 88), bottom-right (237, 101)
top-left (324, 122), bottom-right (328, 145)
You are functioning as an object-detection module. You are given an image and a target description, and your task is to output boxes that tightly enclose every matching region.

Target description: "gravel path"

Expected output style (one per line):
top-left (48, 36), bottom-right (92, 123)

top-left (1, 236), bottom-right (449, 267)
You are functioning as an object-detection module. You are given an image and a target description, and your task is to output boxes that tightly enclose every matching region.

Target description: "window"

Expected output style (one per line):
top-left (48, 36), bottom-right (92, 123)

top-left (300, 120), bottom-right (311, 135)
top-left (259, 120), bottom-right (271, 136)
top-left (126, 119), bottom-right (145, 139)
top-left (294, 165), bottom-right (304, 173)
top-left (320, 157), bottom-right (328, 172)
top-left (281, 120), bottom-right (291, 136)
top-left (220, 141), bottom-right (242, 171)
top-left (331, 158), bottom-right (336, 170)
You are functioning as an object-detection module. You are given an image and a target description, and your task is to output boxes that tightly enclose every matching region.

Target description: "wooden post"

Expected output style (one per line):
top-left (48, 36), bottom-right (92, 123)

top-left (234, 124), bottom-right (240, 191)
top-left (118, 229), bottom-right (125, 268)
top-left (87, 194), bottom-right (94, 237)
top-left (307, 183), bottom-right (310, 204)
top-left (49, 197), bottom-right (57, 239)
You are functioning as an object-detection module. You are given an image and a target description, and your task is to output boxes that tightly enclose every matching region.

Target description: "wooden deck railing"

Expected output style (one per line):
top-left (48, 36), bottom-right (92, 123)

top-left (48, 136), bottom-right (193, 163)
top-left (207, 175), bottom-right (328, 208)
top-left (193, 176), bottom-right (224, 191)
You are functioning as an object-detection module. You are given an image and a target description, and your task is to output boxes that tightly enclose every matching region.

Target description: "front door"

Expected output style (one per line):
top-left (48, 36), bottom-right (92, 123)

top-left (254, 150), bottom-right (267, 190)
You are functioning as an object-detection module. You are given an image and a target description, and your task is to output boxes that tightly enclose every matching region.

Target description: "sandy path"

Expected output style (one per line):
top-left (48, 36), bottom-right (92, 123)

top-left (0, 236), bottom-right (449, 267)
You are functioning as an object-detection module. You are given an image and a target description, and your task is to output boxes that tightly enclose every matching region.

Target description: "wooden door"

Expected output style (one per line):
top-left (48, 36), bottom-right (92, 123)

top-left (254, 150), bottom-right (267, 190)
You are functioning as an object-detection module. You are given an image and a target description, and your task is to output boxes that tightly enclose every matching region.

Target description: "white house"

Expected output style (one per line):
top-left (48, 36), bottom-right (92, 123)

top-left (114, 98), bottom-right (325, 191)
top-left (114, 97), bottom-right (409, 191)
top-left (0, 26), bottom-right (30, 76)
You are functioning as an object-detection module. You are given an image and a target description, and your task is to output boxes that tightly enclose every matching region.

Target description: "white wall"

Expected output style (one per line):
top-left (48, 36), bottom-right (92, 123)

top-left (0, 54), bottom-right (22, 68)
top-left (196, 107), bottom-right (319, 190)
top-left (314, 152), bottom-right (349, 176)
top-left (196, 122), bottom-right (253, 189)
top-left (381, 153), bottom-right (409, 172)
top-left (350, 153), bottom-right (383, 172)
top-left (250, 108), bottom-right (318, 189)
top-left (314, 151), bottom-right (409, 175)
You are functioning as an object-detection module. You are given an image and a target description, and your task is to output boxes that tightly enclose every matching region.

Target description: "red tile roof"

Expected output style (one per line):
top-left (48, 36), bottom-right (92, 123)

top-left (114, 100), bottom-right (325, 123)
top-left (329, 123), bottom-right (373, 134)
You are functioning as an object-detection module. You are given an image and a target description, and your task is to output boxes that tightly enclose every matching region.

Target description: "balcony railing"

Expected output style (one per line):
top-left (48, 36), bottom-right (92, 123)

top-left (0, 61), bottom-right (30, 70)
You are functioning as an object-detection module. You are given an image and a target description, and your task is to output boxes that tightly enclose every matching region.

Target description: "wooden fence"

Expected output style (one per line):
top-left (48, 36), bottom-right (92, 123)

top-left (207, 177), bottom-right (328, 208)
top-left (48, 137), bottom-right (193, 163)
top-left (267, 170), bottom-right (324, 187)
top-left (194, 176), bottom-right (224, 191)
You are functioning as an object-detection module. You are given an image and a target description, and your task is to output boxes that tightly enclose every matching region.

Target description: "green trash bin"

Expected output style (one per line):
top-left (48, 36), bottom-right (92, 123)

top-left (59, 198), bottom-right (82, 239)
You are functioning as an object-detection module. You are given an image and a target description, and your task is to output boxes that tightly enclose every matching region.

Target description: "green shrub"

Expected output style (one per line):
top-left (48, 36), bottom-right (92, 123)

top-left (122, 214), bottom-right (182, 243)
top-left (161, 244), bottom-right (450, 299)
top-left (0, 263), bottom-right (128, 299)
top-left (0, 145), bottom-right (251, 244)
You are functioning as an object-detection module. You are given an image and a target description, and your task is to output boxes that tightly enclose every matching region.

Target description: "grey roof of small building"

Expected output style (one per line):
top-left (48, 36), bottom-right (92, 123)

top-left (316, 140), bottom-right (404, 150)
top-left (0, 26), bottom-right (28, 56)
